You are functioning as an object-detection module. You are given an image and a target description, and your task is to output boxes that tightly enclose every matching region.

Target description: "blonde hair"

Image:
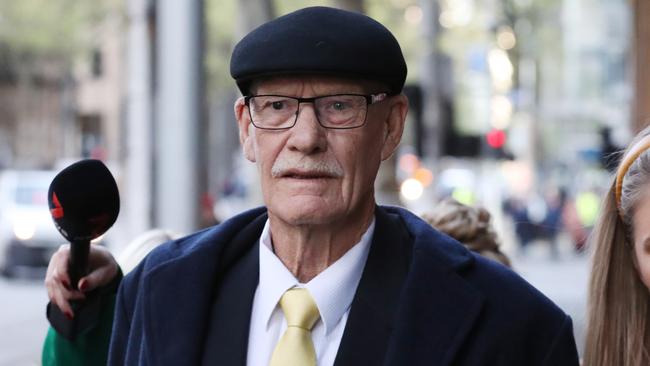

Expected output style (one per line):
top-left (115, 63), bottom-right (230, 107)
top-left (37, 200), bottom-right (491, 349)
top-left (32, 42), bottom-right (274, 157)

top-left (421, 199), bottom-right (511, 267)
top-left (584, 126), bottom-right (650, 366)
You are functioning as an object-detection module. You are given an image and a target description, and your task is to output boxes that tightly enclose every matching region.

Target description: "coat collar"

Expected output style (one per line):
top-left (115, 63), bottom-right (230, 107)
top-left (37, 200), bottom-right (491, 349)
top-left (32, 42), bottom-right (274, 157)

top-left (384, 231), bottom-right (485, 366)
top-left (335, 206), bottom-right (485, 366)
top-left (201, 240), bottom-right (259, 366)
top-left (142, 208), bottom-right (267, 366)
top-left (333, 206), bottom-right (412, 365)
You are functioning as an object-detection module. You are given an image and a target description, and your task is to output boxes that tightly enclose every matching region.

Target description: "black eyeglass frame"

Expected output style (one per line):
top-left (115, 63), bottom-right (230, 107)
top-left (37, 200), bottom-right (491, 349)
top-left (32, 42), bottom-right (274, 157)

top-left (243, 93), bottom-right (388, 130)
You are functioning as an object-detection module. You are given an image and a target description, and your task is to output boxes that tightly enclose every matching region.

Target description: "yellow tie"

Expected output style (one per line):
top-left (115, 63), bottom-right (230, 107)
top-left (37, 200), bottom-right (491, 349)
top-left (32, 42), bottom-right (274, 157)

top-left (269, 288), bottom-right (321, 366)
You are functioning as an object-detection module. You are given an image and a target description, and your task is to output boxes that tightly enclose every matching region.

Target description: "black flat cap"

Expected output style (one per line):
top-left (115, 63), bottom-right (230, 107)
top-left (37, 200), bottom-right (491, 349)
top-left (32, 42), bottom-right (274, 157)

top-left (230, 6), bottom-right (407, 95)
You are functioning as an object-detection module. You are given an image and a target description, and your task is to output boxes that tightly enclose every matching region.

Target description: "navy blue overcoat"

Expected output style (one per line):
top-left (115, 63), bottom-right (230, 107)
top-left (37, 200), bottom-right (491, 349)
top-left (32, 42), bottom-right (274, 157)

top-left (108, 206), bottom-right (579, 365)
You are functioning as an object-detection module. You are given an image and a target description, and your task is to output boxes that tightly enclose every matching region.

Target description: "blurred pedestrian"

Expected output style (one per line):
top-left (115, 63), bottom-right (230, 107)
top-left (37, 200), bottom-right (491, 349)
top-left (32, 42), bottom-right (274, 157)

top-left (561, 195), bottom-right (586, 252)
top-left (541, 187), bottom-right (566, 258)
top-left (502, 196), bottom-right (536, 250)
top-left (584, 126), bottom-right (650, 366)
top-left (422, 198), bottom-right (511, 267)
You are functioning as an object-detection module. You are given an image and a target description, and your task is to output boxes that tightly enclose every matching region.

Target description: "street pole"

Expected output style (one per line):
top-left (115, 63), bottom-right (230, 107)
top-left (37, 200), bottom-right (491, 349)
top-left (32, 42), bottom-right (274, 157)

top-left (419, 0), bottom-right (441, 169)
top-left (124, 0), bottom-right (153, 241)
top-left (155, 0), bottom-right (203, 234)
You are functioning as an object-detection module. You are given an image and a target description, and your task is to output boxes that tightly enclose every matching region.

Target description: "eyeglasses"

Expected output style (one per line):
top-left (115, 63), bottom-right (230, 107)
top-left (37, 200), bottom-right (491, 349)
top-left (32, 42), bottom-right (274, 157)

top-left (244, 93), bottom-right (387, 130)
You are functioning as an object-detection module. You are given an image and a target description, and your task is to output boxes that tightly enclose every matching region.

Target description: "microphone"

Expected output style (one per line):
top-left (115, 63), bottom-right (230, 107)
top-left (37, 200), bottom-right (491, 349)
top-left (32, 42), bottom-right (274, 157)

top-left (48, 159), bottom-right (120, 289)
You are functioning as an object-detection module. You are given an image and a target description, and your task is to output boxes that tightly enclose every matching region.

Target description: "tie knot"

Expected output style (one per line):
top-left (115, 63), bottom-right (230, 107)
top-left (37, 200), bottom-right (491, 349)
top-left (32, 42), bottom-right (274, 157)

top-left (279, 288), bottom-right (320, 330)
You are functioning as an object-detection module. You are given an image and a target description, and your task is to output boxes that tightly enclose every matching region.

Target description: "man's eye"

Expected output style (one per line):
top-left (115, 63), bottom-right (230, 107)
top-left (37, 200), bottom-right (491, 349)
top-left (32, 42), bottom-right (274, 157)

top-left (332, 102), bottom-right (347, 110)
top-left (271, 101), bottom-right (285, 110)
top-left (327, 101), bottom-right (351, 111)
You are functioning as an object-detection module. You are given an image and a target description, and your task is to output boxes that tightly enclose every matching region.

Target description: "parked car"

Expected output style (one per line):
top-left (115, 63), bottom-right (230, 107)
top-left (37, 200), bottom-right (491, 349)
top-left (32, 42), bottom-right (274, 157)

top-left (0, 170), bottom-right (61, 277)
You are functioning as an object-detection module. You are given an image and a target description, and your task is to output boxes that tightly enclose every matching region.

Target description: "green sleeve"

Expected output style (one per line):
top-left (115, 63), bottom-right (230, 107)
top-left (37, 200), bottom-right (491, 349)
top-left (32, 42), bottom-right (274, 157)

top-left (41, 291), bottom-right (116, 366)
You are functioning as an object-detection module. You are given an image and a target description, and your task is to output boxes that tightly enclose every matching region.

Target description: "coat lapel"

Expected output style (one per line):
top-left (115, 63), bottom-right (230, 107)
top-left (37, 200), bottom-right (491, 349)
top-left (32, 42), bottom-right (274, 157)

top-left (384, 208), bottom-right (485, 366)
top-left (335, 206), bottom-right (486, 366)
top-left (142, 211), bottom-right (266, 366)
top-left (201, 240), bottom-right (259, 366)
top-left (334, 207), bottom-right (412, 366)
top-left (383, 244), bottom-right (485, 365)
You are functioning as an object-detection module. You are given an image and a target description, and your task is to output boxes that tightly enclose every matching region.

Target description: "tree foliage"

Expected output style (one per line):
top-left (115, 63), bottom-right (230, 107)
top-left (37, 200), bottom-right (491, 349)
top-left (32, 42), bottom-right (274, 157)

top-left (0, 0), bottom-right (118, 74)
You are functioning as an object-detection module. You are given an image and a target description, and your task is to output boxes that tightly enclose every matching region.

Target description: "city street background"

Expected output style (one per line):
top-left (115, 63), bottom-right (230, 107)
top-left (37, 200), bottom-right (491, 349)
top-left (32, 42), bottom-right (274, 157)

top-left (0, 274), bottom-right (48, 366)
top-left (2, 0), bottom-right (649, 363)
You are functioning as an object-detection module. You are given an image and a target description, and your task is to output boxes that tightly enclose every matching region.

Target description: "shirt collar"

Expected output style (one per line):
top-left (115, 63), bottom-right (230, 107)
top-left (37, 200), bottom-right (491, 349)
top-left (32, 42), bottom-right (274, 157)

top-left (257, 217), bottom-right (375, 335)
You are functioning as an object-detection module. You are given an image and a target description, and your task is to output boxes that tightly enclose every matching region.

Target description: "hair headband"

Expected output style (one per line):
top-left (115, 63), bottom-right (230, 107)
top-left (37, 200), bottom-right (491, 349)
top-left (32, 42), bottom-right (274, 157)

top-left (615, 135), bottom-right (650, 210)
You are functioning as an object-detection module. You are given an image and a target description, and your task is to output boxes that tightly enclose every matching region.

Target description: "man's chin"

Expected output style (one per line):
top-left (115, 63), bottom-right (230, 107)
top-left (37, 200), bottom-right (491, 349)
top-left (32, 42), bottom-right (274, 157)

top-left (267, 201), bottom-right (340, 227)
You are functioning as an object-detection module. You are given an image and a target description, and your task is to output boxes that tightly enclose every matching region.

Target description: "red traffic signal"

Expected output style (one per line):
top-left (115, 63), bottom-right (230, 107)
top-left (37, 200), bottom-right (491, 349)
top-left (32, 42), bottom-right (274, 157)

top-left (486, 129), bottom-right (506, 149)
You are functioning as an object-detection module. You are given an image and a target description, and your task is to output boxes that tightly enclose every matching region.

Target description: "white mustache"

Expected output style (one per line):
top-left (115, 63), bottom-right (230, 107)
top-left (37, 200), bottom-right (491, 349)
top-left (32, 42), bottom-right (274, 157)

top-left (271, 157), bottom-right (344, 178)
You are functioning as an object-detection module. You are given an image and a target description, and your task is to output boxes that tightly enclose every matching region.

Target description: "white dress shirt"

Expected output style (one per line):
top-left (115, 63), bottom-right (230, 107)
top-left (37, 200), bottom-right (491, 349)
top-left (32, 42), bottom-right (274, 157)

top-left (246, 218), bottom-right (375, 366)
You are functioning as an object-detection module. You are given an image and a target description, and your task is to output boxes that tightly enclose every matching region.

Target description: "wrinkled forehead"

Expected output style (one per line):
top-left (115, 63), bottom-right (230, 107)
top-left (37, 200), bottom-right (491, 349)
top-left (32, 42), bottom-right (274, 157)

top-left (250, 75), bottom-right (388, 96)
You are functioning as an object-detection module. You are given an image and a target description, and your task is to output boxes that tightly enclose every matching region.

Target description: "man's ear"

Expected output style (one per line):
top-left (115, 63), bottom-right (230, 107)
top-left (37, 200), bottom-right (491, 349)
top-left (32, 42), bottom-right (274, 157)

top-left (235, 97), bottom-right (256, 162)
top-left (380, 94), bottom-right (408, 161)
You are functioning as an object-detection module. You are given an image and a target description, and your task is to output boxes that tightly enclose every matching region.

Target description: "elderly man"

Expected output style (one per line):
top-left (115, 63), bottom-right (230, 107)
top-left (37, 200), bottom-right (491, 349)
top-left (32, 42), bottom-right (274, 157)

top-left (44, 6), bottom-right (579, 366)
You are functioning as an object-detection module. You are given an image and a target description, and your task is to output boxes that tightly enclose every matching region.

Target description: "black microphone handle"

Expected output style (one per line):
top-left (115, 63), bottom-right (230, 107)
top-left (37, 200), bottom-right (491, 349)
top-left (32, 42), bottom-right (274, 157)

top-left (68, 239), bottom-right (90, 290)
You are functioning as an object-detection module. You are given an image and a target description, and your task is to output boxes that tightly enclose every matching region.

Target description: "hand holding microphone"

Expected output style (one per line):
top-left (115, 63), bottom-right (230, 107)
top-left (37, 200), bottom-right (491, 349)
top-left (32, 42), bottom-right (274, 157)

top-left (45, 159), bottom-right (121, 339)
top-left (45, 244), bottom-right (118, 319)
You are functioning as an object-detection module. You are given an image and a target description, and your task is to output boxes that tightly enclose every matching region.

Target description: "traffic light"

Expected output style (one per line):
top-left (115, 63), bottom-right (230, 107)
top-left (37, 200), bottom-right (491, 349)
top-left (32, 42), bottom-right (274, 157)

top-left (484, 128), bottom-right (512, 159)
top-left (486, 128), bottom-right (506, 149)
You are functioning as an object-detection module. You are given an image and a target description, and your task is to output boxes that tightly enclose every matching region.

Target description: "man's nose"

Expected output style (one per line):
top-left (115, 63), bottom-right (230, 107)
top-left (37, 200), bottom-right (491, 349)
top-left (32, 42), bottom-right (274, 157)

top-left (286, 103), bottom-right (327, 154)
